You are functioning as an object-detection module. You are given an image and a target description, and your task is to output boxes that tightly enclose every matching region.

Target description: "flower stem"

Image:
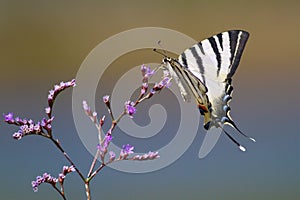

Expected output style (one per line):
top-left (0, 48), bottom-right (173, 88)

top-left (52, 185), bottom-right (66, 200)
top-left (50, 137), bottom-right (86, 182)
top-left (87, 150), bottom-right (100, 177)
top-left (87, 163), bottom-right (106, 182)
top-left (85, 182), bottom-right (91, 200)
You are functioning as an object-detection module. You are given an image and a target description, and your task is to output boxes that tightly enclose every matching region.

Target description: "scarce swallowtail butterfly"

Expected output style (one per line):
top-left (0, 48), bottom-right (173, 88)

top-left (156, 30), bottom-right (255, 151)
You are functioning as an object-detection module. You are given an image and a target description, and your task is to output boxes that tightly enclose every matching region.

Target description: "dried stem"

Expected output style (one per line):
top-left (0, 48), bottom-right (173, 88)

top-left (50, 137), bottom-right (85, 182)
top-left (85, 182), bottom-right (91, 200)
top-left (87, 163), bottom-right (106, 182)
top-left (87, 150), bottom-right (100, 178)
top-left (52, 185), bottom-right (66, 200)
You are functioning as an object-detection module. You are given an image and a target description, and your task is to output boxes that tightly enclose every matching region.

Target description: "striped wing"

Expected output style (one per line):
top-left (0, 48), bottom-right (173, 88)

top-left (177, 30), bottom-right (249, 131)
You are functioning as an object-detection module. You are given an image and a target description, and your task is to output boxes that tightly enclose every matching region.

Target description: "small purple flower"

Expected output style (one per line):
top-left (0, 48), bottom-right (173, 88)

top-left (58, 173), bottom-right (65, 180)
top-left (122, 144), bottom-right (134, 154)
top-left (21, 125), bottom-right (30, 134)
top-left (40, 118), bottom-right (47, 127)
top-left (104, 134), bottom-right (112, 144)
top-left (62, 165), bottom-right (68, 173)
top-left (141, 64), bottom-right (147, 76)
top-left (22, 118), bottom-right (28, 124)
top-left (163, 69), bottom-right (170, 77)
top-left (119, 144), bottom-right (134, 160)
top-left (83, 101), bottom-right (96, 121)
top-left (48, 90), bottom-right (55, 101)
top-left (58, 165), bottom-right (75, 183)
top-left (98, 134), bottom-right (113, 153)
top-left (45, 107), bottom-right (51, 116)
top-left (141, 65), bottom-right (155, 83)
top-left (140, 82), bottom-right (148, 95)
top-left (14, 116), bottom-right (21, 124)
top-left (102, 95), bottom-right (111, 112)
top-left (124, 101), bottom-right (136, 117)
top-left (141, 65), bottom-right (154, 77)
top-left (82, 101), bottom-right (89, 112)
top-left (40, 117), bottom-right (54, 132)
top-left (152, 76), bottom-right (171, 92)
top-left (45, 124), bottom-right (52, 130)
top-left (109, 151), bottom-right (116, 163)
top-left (100, 115), bottom-right (105, 126)
top-left (160, 76), bottom-right (171, 88)
top-left (12, 131), bottom-right (23, 140)
top-left (66, 79), bottom-right (76, 87)
top-left (146, 89), bottom-right (155, 98)
top-left (103, 95), bottom-right (110, 104)
top-left (33, 123), bottom-right (41, 132)
top-left (54, 84), bottom-right (60, 91)
top-left (68, 165), bottom-right (75, 172)
top-left (4, 112), bottom-right (14, 123)
top-left (31, 182), bottom-right (39, 192)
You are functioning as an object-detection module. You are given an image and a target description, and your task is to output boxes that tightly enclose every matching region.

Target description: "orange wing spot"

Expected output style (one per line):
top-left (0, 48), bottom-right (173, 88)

top-left (198, 104), bottom-right (208, 113)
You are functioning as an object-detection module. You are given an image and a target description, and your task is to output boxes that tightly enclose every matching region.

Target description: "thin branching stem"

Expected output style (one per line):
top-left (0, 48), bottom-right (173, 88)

top-left (87, 163), bottom-right (106, 182)
top-left (52, 185), bottom-right (66, 200)
top-left (50, 137), bottom-right (86, 182)
top-left (85, 182), bottom-right (91, 200)
top-left (87, 150), bottom-right (100, 177)
top-left (60, 182), bottom-right (65, 198)
top-left (114, 111), bottom-right (126, 125)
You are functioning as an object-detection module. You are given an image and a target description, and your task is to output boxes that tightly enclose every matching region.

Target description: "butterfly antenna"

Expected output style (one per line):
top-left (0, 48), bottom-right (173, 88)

top-left (225, 119), bottom-right (256, 142)
top-left (153, 40), bottom-right (169, 58)
top-left (221, 126), bottom-right (246, 152)
top-left (153, 48), bottom-right (168, 58)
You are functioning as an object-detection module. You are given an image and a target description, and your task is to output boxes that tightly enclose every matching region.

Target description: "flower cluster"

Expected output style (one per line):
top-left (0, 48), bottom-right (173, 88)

top-left (132, 151), bottom-right (160, 161)
top-left (98, 134), bottom-right (113, 155)
top-left (141, 64), bottom-right (155, 83)
top-left (140, 82), bottom-right (148, 96)
top-left (3, 80), bottom-right (78, 140)
top-left (47, 79), bottom-right (76, 115)
top-left (137, 65), bottom-right (172, 101)
top-left (109, 144), bottom-right (159, 162)
top-left (58, 165), bottom-right (75, 184)
top-left (124, 101), bottom-right (136, 117)
top-left (4, 64), bottom-right (168, 199)
top-left (119, 144), bottom-right (135, 159)
top-left (32, 173), bottom-right (58, 192)
top-left (3, 112), bottom-right (53, 140)
top-left (82, 100), bottom-right (97, 123)
top-left (31, 165), bottom-right (75, 192)
top-left (152, 70), bottom-right (171, 92)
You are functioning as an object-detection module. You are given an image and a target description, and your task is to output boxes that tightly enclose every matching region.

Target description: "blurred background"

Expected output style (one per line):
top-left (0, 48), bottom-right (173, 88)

top-left (0, 0), bottom-right (299, 199)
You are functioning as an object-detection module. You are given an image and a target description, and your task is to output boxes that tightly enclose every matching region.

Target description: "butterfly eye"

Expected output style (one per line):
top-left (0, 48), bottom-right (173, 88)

top-left (163, 57), bottom-right (172, 64)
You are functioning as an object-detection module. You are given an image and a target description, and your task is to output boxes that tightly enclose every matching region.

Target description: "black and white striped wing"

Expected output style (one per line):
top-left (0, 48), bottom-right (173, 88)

top-left (178, 30), bottom-right (249, 130)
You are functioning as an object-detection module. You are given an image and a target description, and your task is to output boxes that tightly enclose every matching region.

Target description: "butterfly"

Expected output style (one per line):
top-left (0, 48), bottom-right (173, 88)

top-left (157, 30), bottom-right (255, 151)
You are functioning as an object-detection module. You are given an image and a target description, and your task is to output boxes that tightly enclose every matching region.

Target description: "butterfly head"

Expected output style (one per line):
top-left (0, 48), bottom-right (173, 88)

top-left (153, 48), bottom-right (172, 64)
top-left (162, 57), bottom-right (172, 64)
